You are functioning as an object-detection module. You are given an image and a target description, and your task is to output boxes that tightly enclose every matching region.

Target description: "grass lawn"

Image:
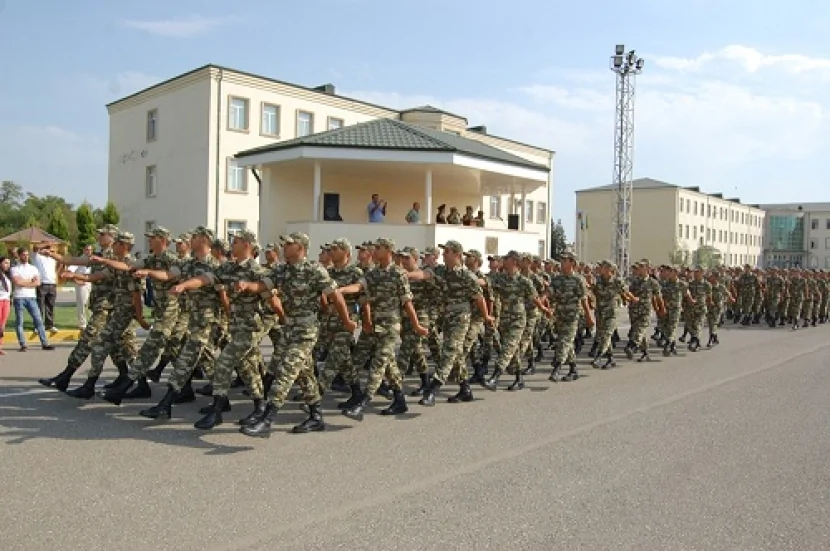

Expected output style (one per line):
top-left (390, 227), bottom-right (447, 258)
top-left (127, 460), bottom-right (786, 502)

top-left (5, 304), bottom-right (154, 331)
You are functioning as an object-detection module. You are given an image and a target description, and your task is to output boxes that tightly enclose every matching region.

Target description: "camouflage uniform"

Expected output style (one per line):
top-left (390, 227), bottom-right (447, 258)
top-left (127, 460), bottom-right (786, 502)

top-left (659, 273), bottom-right (686, 353)
top-left (686, 275), bottom-right (711, 349)
top-left (787, 272), bottom-right (805, 327)
top-left (351, 242), bottom-right (378, 370)
top-left (707, 277), bottom-right (728, 343)
top-left (449, 250), bottom-right (489, 381)
top-left (397, 247), bottom-right (431, 382)
top-left (590, 264), bottom-right (628, 366)
top-left (548, 262), bottom-right (587, 381)
top-left (627, 269), bottom-right (662, 359)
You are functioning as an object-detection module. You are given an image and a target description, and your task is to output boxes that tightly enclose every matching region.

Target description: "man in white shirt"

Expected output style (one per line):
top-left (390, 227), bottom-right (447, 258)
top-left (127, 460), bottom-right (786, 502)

top-left (33, 244), bottom-right (58, 331)
top-left (69, 244), bottom-right (94, 329)
top-left (10, 248), bottom-right (54, 351)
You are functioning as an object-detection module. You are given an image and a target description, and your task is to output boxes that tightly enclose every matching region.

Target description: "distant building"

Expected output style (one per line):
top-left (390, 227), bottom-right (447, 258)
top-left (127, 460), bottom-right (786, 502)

top-left (758, 202), bottom-right (830, 269)
top-left (575, 178), bottom-right (766, 267)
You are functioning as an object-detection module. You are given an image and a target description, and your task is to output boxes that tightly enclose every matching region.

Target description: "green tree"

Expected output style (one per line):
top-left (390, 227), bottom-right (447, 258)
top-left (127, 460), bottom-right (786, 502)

top-left (668, 240), bottom-right (691, 267)
top-left (550, 219), bottom-right (568, 260)
top-left (75, 202), bottom-right (97, 250)
top-left (0, 180), bottom-right (24, 207)
top-left (46, 206), bottom-right (70, 241)
top-left (102, 201), bottom-right (120, 225)
top-left (693, 245), bottom-right (721, 268)
top-left (24, 214), bottom-right (40, 229)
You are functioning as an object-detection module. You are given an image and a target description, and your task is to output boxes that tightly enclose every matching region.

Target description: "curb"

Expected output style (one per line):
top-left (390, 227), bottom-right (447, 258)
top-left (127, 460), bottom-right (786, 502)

top-left (19, 328), bottom-right (151, 344)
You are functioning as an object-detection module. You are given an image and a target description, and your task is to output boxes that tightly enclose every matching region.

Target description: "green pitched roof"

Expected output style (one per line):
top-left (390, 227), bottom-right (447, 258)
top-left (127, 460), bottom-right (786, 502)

top-left (235, 118), bottom-right (549, 172)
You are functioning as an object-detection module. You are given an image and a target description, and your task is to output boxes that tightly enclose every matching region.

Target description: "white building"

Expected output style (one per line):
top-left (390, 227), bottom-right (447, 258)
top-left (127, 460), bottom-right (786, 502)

top-left (107, 65), bottom-right (554, 255)
top-left (759, 202), bottom-right (830, 269)
top-left (575, 178), bottom-right (766, 267)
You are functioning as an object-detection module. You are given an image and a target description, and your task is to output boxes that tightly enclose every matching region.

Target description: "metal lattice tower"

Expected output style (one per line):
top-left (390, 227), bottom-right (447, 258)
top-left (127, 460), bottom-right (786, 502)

top-left (609, 45), bottom-right (644, 275)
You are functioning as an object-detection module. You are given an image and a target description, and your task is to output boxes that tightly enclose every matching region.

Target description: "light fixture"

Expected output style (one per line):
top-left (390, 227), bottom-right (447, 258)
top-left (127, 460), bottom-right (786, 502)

top-left (613, 55), bottom-right (623, 68)
top-left (615, 44), bottom-right (625, 55)
top-left (636, 58), bottom-right (645, 70)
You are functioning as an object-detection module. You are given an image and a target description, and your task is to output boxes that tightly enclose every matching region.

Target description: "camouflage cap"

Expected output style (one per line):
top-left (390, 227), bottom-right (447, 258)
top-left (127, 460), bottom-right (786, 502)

top-left (233, 229), bottom-right (258, 246)
top-left (374, 237), bottom-right (395, 249)
top-left (439, 240), bottom-right (463, 254)
top-left (532, 255), bottom-right (543, 263)
top-left (96, 223), bottom-right (119, 235)
top-left (692, 264), bottom-right (704, 271)
top-left (329, 238), bottom-right (352, 251)
top-left (211, 238), bottom-right (230, 252)
top-left (115, 231), bottom-right (135, 245)
top-left (320, 243), bottom-right (332, 251)
top-left (190, 227), bottom-right (214, 240)
top-left (560, 251), bottom-right (578, 262)
top-left (173, 232), bottom-right (193, 243)
top-left (422, 246), bottom-right (440, 256)
top-left (264, 242), bottom-right (277, 251)
top-left (503, 250), bottom-right (521, 260)
top-left (355, 241), bottom-right (375, 250)
top-left (519, 252), bottom-right (532, 261)
top-left (397, 246), bottom-right (419, 257)
top-left (144, 226), bottom-right (171, 239)
top-left (464, 249), bottom-right (483, 261)
top-left (487, 255), bottom-right (502, 262)
top-left (279, 231), bottom-right (309, 248)
top-left (639, 258), bottom-right (651, 266)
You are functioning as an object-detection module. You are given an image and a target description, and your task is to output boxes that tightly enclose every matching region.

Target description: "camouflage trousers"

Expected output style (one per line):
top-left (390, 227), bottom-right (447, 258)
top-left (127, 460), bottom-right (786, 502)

top-left (168, 309), bottom-right (217, 391)
top-left (129, 299), bottom-right (180, 379)
top-left (687, 307), bottom-right (707, 338)
top-left (269, 323), bottom-right (321, 407)
top-left (482, 303), bottom-right (501, 357)
top-left (787, 299), bottom-right (803, 321)
top-left (753, 292), bottom-right (763, 315)
top-left (520, 314), bottom-right (540, 359)
top-left (88, 308), bottom-right (139, 378)
top-left (706, 306), bottom-right (724, 333)
top-left (433, 310), bottom-right (471, 385)
top-left (427, 310), bottom-right (443, 363)
top-left (659, 307), bottom-right (682, 342)
top-left (552, 315), bottom-right (579, 365)
top-left (352, 330), bottom-right (376, 370)
top-left (397, 309), bottom-right (429, 375)
top-left (450, 319), bottom-right (484, 380)
top-left (800, 298), bottom-right (814, 320)
top-left (494, 315), bottom-right (526, 375)
top-left (364, 317), bottom-right (404, 397)
top-left (736, 289), bottom-right (754, 316)
top-left (66, 306), bottom-right (133, 370)
top-left (821, 295), bottom-right (830, 318)
top-left (593, 307), bottom-right (617, 355)
top-left (162, 308), bottom-right (189, 359)
top-left (212, 315), bottom-right (265, 398)
top-left (766, 294), bottom-right (782, 318)
top-left (319, 316), bottom-right (359, 391)
top-left (628, 308), bottom-right (651, 350)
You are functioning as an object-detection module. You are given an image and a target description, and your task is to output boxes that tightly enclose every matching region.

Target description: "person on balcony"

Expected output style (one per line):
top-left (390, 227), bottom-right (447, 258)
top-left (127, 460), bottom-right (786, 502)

top-left (436, 204), bottom-right (447, 223)
top-left (462, 206), bottom-right (475, 226)
top-left (447, 207), bottom-right (462, 224)
top-left (475, 210), bottom-right (485, 227)
top-left (367, 194), bottom-right (386, 223)
top-left (405, 202), bottom-right (421, 224)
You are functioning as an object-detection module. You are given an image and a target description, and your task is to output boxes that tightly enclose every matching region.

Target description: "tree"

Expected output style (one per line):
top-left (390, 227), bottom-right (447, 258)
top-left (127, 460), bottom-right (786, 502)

top-left (102, 201), bottom-right (120, 225)
top-left (550, 219), bottom-right (568, 260)
top-left (46, 206), bottom-right (70, 241)
top-left (24, 214), bottom-right (40, 229)
top-left (694, 245), bottom-right (721, 269)
top-left (668, 240), bottom-right (691, 267)
top-left (0, 180), bottom-right (24, 207)
top-left (75, 202), bottom-right (97, 250)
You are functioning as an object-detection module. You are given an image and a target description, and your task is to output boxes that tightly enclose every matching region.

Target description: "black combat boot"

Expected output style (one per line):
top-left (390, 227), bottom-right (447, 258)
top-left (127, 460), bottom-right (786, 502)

top-left (377, 381), bottom-right (394, 401)
top-left (240, 404), bottom-right (279, 438)
top-left (146, 355), bottom-right (171, 383)
top-left (196, 383), bottom-right (213, 396)
top-left (624, 341), bottom-right (636, 360)
top-left (410, 373), bottom-right (430, 397)
top-left (103, 360), bottom-right (129, 389)
top-left (198, 399), bottom-right (230, 414)
top-left (419, 378), bottom-right (442, 406)
top-left (447, 381), bottom-right (474, 403)
top-left (637, 346), bottom-right (651, 362)
top-left (123, 377), bottom-right (152, 400)
top-left (601, 351), bottom-right (616, 369)
top-left (382, 389), bottom-right (410, 413)
top-left (343, 395), bottom-right (371, 421)
top-left (330, 373), bottom-right (349, 393)
top-left (293, 402), bottom-right (326, 433)
top-left (662, 341), bottom-right (672, 357)
top-left (741, 315), bottom-right (751, 326)
top-left (534, 343), bottom-right (544, 362)
top-left (195, 395), bottom-right (229, 430)
top-left (752, 313), bottom-right (761, 324)
top-left (482, 368), bottom-right (502, 391)
top-left (174, 379), bottom-right (196, 404)
top-left (238, 399), bottom-right (266, 427)
top-left (706, 333), bottom-right (715, 348)
top-left (548, 362), bottom-right (562, 382)
top-left (522, 357), bottom-right (535, 376)
top-left (38, 365), bottom-right (77, 392)
top-left (678, 329), bottom-right (688, 343)
top-left (337, 384), bottom-right (364, 410)
top-left (66, 376), bottom-right (98, 400)
top-left (587, 340), bottom-right (598, 358)
top-left (507, 372), bottom-right (524, 391)
top-left (591, 352), bottom-right (603, 368)
top-left (574, 334), bottom-right (584, 355)
top-left (712, 334), bottom-right (719, 345)
top-left (688, 337), bottom-right (700, 352)
top-left (139, 385), bottom-right (177, 420)
top-left (101, 376), bottom-right (135, 405)
top-left (611, 329), bottom-right (620, 348)
top-left (468, 362), bottom-right (486, 385)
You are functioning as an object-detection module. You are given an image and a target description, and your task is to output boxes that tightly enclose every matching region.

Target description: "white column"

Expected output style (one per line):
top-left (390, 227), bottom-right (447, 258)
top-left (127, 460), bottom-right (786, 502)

top-left (312, 161), bottom-right (321, 222)
top-left (424, 169), bottom-right (433, 224)
top-left (519, 187), bottom-right (527, 231)
top-left (509, 180), bottom-right (515, 216)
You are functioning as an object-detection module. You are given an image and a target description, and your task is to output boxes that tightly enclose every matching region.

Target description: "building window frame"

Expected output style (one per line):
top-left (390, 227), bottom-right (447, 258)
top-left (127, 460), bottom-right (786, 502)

top-left (260, 103), bottom-right (280, 137)
top-left (225, 219), bottom-right (247, 242)
top-left (489, 196), bottom-right (502, 220)
top-left (146, 108), bottom-right (158, 142)
top-left (226, 157), bottom-right (248, 193)
top-left (227, 96), bottom-right (250, 132)
top-left (524, 200), bottom-right (534, 223)
top-left (536, 202), bottom-right (547, 224)
top-left (327, 116), bottom-right (344, 131)
top-left (296, 110), bottom-right (315, 137)
top-left (145, 165), bottom-right (157, 198)
top-left (811, 218), bottom-right (819, 230)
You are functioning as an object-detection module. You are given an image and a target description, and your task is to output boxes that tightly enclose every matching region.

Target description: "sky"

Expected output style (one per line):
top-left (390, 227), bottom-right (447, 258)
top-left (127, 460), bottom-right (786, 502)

top-left (2, 0), bottom-right (830, 239)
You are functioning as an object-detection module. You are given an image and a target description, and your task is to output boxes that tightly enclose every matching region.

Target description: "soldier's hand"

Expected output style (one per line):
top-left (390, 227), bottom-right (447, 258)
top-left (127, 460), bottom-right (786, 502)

top-left (235, 281), bottom-right (252, 293)
top-left (137, 318), bottom-right (151, 330)
top-left (362, 321), bottom-right (374, 334)
top-left (60, 271), bottom-right (75, 280)
top-left (414, 324), bottom-right (429, 336)
top-left (586, 316), bottom-right (595, 329)
top-left (485, 315), bottom-right (496, 326)
top-left (89, 255), bottom-right (103, 263)
top-left (343, 319), bottom-right (358, 333)
top-left (133, 269), bottom-right (149, 279)
top-left (170, 285), bottom-right (185, 295)
top-left (629, 296), bottom-right (640, 303)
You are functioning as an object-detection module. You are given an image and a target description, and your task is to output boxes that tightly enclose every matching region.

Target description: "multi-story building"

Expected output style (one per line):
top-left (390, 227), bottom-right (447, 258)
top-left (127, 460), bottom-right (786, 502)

top-left (575, 178), bottom-right (766, 267)
top-left (107, 64), bottom-right (553, 254)
top-left (759, 202), bottom-right (830, 269)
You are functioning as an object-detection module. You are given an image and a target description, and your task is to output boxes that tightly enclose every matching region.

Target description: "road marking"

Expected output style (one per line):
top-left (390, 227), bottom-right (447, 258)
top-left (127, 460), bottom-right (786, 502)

top-left (0, 388), bottom-right (54, 399)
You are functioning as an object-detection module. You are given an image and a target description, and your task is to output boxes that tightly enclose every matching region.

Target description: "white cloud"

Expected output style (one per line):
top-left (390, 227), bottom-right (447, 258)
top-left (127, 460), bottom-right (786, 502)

top-left (68, 71), bottom-right (162, 102)
top-left (121, 15), bottom-right (238, 38)
top-left (653, 45), bottom-right (830, 75)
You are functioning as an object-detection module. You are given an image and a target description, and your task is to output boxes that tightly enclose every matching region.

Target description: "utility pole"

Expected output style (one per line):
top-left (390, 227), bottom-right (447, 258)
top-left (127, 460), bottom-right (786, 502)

top-left (610, 45), bottom-right (644, 275)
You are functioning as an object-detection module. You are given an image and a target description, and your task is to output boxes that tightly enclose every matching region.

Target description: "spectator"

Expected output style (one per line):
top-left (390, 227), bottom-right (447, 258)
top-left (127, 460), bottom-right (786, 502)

top-left (10, 248), bottom-right (53, 351)
top-left (462, 206), bottom-right (474, 226)
top-left (367, 193), bottom-right (386, 223)
top-left (68, 244), bottom-right (93, 330)
top-left (447, 207), bottom-right (461, 224)
top-left (0, 256), bottom-right (11, 355)
top-left (475, 210), bottom-right (485, 227)
top-left (405, 202), bottom-right (421, 224)
top-left (436, 204), bottom-right (447, 224)
top-left (33, 244), bottom-right (58, 332)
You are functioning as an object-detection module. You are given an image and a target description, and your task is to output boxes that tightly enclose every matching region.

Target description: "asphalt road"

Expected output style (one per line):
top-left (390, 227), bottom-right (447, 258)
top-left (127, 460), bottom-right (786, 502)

top-left (1, 321), bottom-right (829, 550)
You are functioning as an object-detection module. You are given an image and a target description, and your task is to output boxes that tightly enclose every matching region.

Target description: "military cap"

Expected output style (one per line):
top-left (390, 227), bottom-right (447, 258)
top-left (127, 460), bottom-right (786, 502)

top-left (374, 237), bottom-right (395, 249)
top-left (320, 243), bottom-right (332, 251)
top-left (464, 249), bottom-right (483, 261)
top-left (487, 255), bottom-right (502, 261)
top-left (233, 229), bottom-right (258, 246)
top-left (173, 232), bottom-right (192, 243)
top-left (532, 255), bottom-right (543, 263)
top-left (503, 250), bottom-right (521, 259)
top-left (355, 240), bottom-right (375, 250)
top-left (329, 238), bottom-right (352, 250)
top-left (422, 246), bottom-right (440, 256)
top-left (397, 246), bottom-right (419, 257)
top-left (559, 251), bottom-right (578, 262)
top-left (96, 223), bottom-right (119, 235)
top-left (211, 238), bottom-right (230, 251)
top-left (639, 258), bottom-right (651, 266)
top-left (438, 240), bottom-right (463, 254)
top-left (278, 231), bottom-right (309, 248)
top-left (264, 242), bottom-right (277, 251)
top-left (115, 231), bottom-right (135, 245)
top-left (144, 226), bottom-right (171, 239)
top-left (692, 264), bottom-right (704, 271)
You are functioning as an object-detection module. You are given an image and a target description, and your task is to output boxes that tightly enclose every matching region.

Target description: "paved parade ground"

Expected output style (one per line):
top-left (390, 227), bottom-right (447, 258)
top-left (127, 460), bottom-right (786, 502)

top-left (1, 322), bottom-right (829, 550)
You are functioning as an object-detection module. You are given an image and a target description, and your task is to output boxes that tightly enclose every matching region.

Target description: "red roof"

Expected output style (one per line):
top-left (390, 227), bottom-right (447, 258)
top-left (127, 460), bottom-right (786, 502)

top-left (0, 227), bottom-right (65, 244)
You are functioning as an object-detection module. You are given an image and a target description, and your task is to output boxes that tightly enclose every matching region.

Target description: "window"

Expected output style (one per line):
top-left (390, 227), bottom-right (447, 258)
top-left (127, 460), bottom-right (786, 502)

top-left (228, 97), bottom-right (249, 131)
top-left (525, 200), bottom-right (534, 223)
top-left (678, 198), bottom-right (683, 212)
top-left (489, 196), bottom-right (502, 219)
top-left (536, 202), bottom-right (547, 224)
top-left (327, 117), bottom-right (344, 130)
top-left (678, 224), bottom-right (682, 238)
top-left (145, 221), bottom-right (155, 250)
top-left (693, 226), bottom-right (697, 239)
top-left (811, 218), bottom-right (819, 230)
top-left (810, 239), bottom-right (818, 249)
top-left (694, 201), bottom-right (698, 215)
top-left (826, 238), bottom-right (830, 249)
top-left (226, 220), bottom-right (247, 242)
top-left (538, 240), bottom-right (546, 258)
top-left (146, 109), bottom-right (157, 141)
top-left (686, 199), bottom-right (690, 212)
top-left (145, 166), bottom-right (157, 198)
top-left (297, 111), bottom-right (314, 137)
top-left (825, 257), bottom-right (830, 269)
top-left (826, 219), bottom-right (830, 230)
top-left (706, 228), bottom-right (710, 241)
top-left (685, 225), bottom-right (689, 239)
top-left (261, 103), bottom-right (280, 136)
top-left (226, 158), bottom-right (248, 192)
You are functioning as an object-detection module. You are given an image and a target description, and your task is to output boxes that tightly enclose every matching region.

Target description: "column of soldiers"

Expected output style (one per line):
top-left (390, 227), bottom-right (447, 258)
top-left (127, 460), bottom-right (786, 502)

top-left (36, 223), bottom-right (828, 439)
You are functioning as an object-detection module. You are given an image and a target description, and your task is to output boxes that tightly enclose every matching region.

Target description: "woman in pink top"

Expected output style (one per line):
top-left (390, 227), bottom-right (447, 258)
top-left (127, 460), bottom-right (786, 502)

top-left (0, 256), bottom-right (12, 354)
